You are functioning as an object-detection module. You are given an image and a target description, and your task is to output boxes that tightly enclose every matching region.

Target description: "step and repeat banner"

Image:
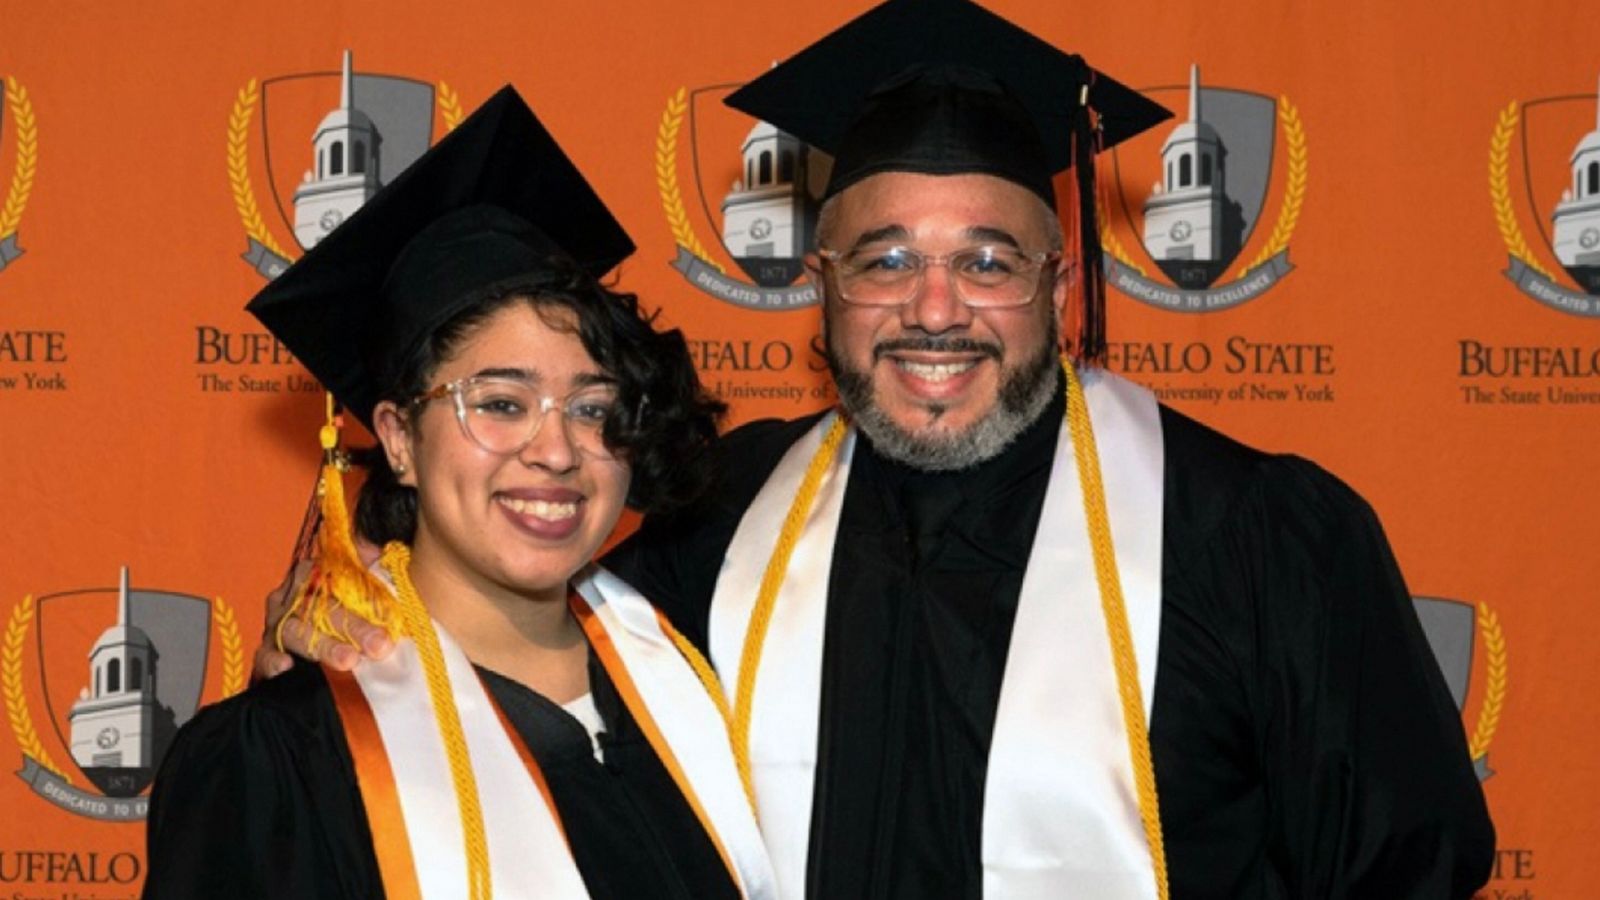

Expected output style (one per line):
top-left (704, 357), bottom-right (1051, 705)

top-left (0, 1), bottom-right (1594, 895)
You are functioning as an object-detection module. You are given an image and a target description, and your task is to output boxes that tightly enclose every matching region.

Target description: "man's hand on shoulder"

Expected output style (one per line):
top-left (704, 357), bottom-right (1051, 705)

top-left (251, 558), bottom-right (395, 681)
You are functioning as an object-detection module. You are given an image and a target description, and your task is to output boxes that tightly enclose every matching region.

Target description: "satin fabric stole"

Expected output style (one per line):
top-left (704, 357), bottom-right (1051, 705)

top-left (979, 369), bottom-right (1165, 899)
top-left (571, 566), bottom-right (779, 900)
top-left (708, 372), bottom-right (1165, 899)
top-left (325, 669), bottom-right (424, 900)
top-left (708, 411), bottom-right (856, 900)
top-left (325, 628), bottom-right (590, 899)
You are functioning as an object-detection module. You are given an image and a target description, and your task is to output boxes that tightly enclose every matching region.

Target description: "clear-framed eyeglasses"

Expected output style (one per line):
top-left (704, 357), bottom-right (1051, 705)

top-left (411, 376), bottom-right (621, 460)
top-left (816, 244), bottom-right (1063, 308)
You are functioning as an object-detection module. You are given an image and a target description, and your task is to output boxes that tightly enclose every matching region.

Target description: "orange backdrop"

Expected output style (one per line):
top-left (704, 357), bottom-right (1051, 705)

top-left (0, 1), bottom-right (1594, 895)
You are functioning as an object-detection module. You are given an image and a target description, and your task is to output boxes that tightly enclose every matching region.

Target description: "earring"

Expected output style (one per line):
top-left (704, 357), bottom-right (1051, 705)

top-left (394, 462), bottom-right (408, 475)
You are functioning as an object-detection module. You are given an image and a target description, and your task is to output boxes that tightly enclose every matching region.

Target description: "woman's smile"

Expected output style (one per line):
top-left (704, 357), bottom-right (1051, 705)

top-left (494, 487), bottom-right (586, 539)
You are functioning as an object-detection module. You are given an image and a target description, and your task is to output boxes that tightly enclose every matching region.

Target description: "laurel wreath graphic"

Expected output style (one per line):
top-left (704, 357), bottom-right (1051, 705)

top-left (212, 596), bottom-right (247, 699)
top-left (1237, 95), bottom-right (1307, 277)
top-left (438, 81), bottom-right (464, 131)
top-left (0, 77), bottom-right (38, 242)
top-left (3, 595), bottom-right (71, 784)
top-left (1488, 101), bottom-right (1555, 281)
top-left (1097, 190), bottom-right (1147, 276)
top-left (1468, 601), bottom-right (1507, 762)
top-left (228, 79), bottom-right (293, 262)
top-left (656, 87), bottom-right (724, 273)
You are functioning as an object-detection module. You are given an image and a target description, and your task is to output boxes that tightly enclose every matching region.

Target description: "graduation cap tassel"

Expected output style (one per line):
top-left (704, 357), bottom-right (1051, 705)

top-left (1073, 80), bottom-right (1108, 367)
top-left (275, 393), bottom-right (399, 653)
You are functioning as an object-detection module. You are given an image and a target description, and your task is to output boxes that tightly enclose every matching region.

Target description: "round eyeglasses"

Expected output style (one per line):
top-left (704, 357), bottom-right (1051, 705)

top-left (816, 244), bottom-right (1062, 308)
top-left (411, 376), bottom-right (620, 460)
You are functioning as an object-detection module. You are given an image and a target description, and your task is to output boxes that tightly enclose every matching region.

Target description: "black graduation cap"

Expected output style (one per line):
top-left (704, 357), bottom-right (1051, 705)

top-left (725, 0), bottom-right (1169, 204)
top-left (724, 0), bottom-right (1171, 361)
top-left (247, 85), bottom-right (635, 429)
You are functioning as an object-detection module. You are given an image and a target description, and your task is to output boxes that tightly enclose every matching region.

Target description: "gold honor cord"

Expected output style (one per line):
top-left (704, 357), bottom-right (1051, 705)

top-left (658, 615), bottom-right (759, 814)
top-left (733, 365), bottom-right (1168, 897)
top-left (731, 415), bottom-right (851, 823)
top-left (380, 542), bottom-right (493, 900)
top-left (1061, 362), bottom-right (1169, 899)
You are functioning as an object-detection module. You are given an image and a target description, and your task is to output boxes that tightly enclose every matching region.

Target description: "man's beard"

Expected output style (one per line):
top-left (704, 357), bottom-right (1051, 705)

top-left (826, 325), bottom-right (1060, 472)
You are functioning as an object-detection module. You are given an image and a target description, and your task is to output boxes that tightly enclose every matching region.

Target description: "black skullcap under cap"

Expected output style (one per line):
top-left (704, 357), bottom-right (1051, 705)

top-left (723, 0), bottom-right (1171, 205)
top-left (247, 85), bottom-right (635, 429)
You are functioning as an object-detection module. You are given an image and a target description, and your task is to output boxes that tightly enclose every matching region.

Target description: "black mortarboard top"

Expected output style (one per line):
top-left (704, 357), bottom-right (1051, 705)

top-left (723, 0), bottom-right (1170, 362)
top-left (247, 85), bottom-right (635, 430)
top-left (723, 0), bottom-right (1171, 205)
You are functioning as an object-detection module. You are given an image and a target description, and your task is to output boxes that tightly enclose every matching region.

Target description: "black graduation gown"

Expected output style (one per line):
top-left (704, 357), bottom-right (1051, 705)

top-left (142, 652), bottom-right (740, 900)
top-left (605, 383), bottom-right (1495, 899)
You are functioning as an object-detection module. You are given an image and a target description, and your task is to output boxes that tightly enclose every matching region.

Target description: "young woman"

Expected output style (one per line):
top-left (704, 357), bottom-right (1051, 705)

top-left (143, 88), bottom-right (773, 900)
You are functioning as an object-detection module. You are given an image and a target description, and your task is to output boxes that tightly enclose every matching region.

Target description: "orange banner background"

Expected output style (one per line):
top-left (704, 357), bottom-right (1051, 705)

top-left (0, 1), bottom-right (1594, 895)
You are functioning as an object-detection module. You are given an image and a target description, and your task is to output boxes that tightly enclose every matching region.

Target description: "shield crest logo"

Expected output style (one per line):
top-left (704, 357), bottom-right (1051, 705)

top-left (657, 83), bottom-right (828, 309)
top-left (259, 68), bottom-right (434, 251)
top-left (1101, 65), bottom-right (1304, 312)
top-left (230, 53), bottom-right (455, 281)
top-left (5, 569), bottom-right (244, 821)
top-left (688, 83), bottom-right (830, 287)
top-left (1412, 596), bottom-right (1508, 781)
top-left (1514, 86), bottom-right (1600, 296)
top-left (1489, 79), bottom-right (1600, 317)
top-left (34, 571), bottom-right (212, 798)
top-left (1111, 71), bottom-right (1276, 289)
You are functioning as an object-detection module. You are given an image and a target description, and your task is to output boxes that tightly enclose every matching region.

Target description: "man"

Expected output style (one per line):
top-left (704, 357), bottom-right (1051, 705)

top-left (608, 1), bottom-right (1493, 896)
top-left (261, 1), bottom-right (1494, 897)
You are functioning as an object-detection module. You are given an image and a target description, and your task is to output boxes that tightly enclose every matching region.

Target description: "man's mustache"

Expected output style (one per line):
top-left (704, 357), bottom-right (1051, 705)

top-left (873, 336), bottom-right (1002, 363)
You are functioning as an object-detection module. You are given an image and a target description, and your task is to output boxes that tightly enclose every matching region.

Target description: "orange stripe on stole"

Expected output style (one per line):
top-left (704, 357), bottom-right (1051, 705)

top-left (568, 595), bottom-right (743, 890)
top-left (323, 666), bottom-right (424, 900)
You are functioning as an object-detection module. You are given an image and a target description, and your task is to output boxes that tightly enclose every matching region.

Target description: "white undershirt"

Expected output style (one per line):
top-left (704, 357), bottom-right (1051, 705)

top-left (562, 692), bottom-right (604, 761)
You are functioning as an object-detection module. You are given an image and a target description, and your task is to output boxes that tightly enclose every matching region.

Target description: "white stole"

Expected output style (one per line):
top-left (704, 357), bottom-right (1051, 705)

top-left (708, 371), bottom-right (1165, 899)
top-left (344, 624), bottom-right (590, 899)
top-left (572, 566), bottom-right (780, 900)
top-left (709, 413), bottom-right (855, 899)
top-left (336, 577), bottom-right (780, 899)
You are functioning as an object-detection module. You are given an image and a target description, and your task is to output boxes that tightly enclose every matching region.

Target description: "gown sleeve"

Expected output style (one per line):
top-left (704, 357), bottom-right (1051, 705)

top-left (604, 413), bottom-right (822, 649)
top-left (1162, 448), bottom-right (1495, 898)
top-left (142, 662), bottom-right (382, 900)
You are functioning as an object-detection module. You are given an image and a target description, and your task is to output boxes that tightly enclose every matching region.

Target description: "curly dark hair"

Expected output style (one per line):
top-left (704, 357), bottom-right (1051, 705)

top-left (354, 255), bottom-right (724, 546)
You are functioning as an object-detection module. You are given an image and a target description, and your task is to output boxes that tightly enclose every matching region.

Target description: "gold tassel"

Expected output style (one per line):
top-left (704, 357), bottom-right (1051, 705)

top-left (276, 393), bottom-right (402, 653)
